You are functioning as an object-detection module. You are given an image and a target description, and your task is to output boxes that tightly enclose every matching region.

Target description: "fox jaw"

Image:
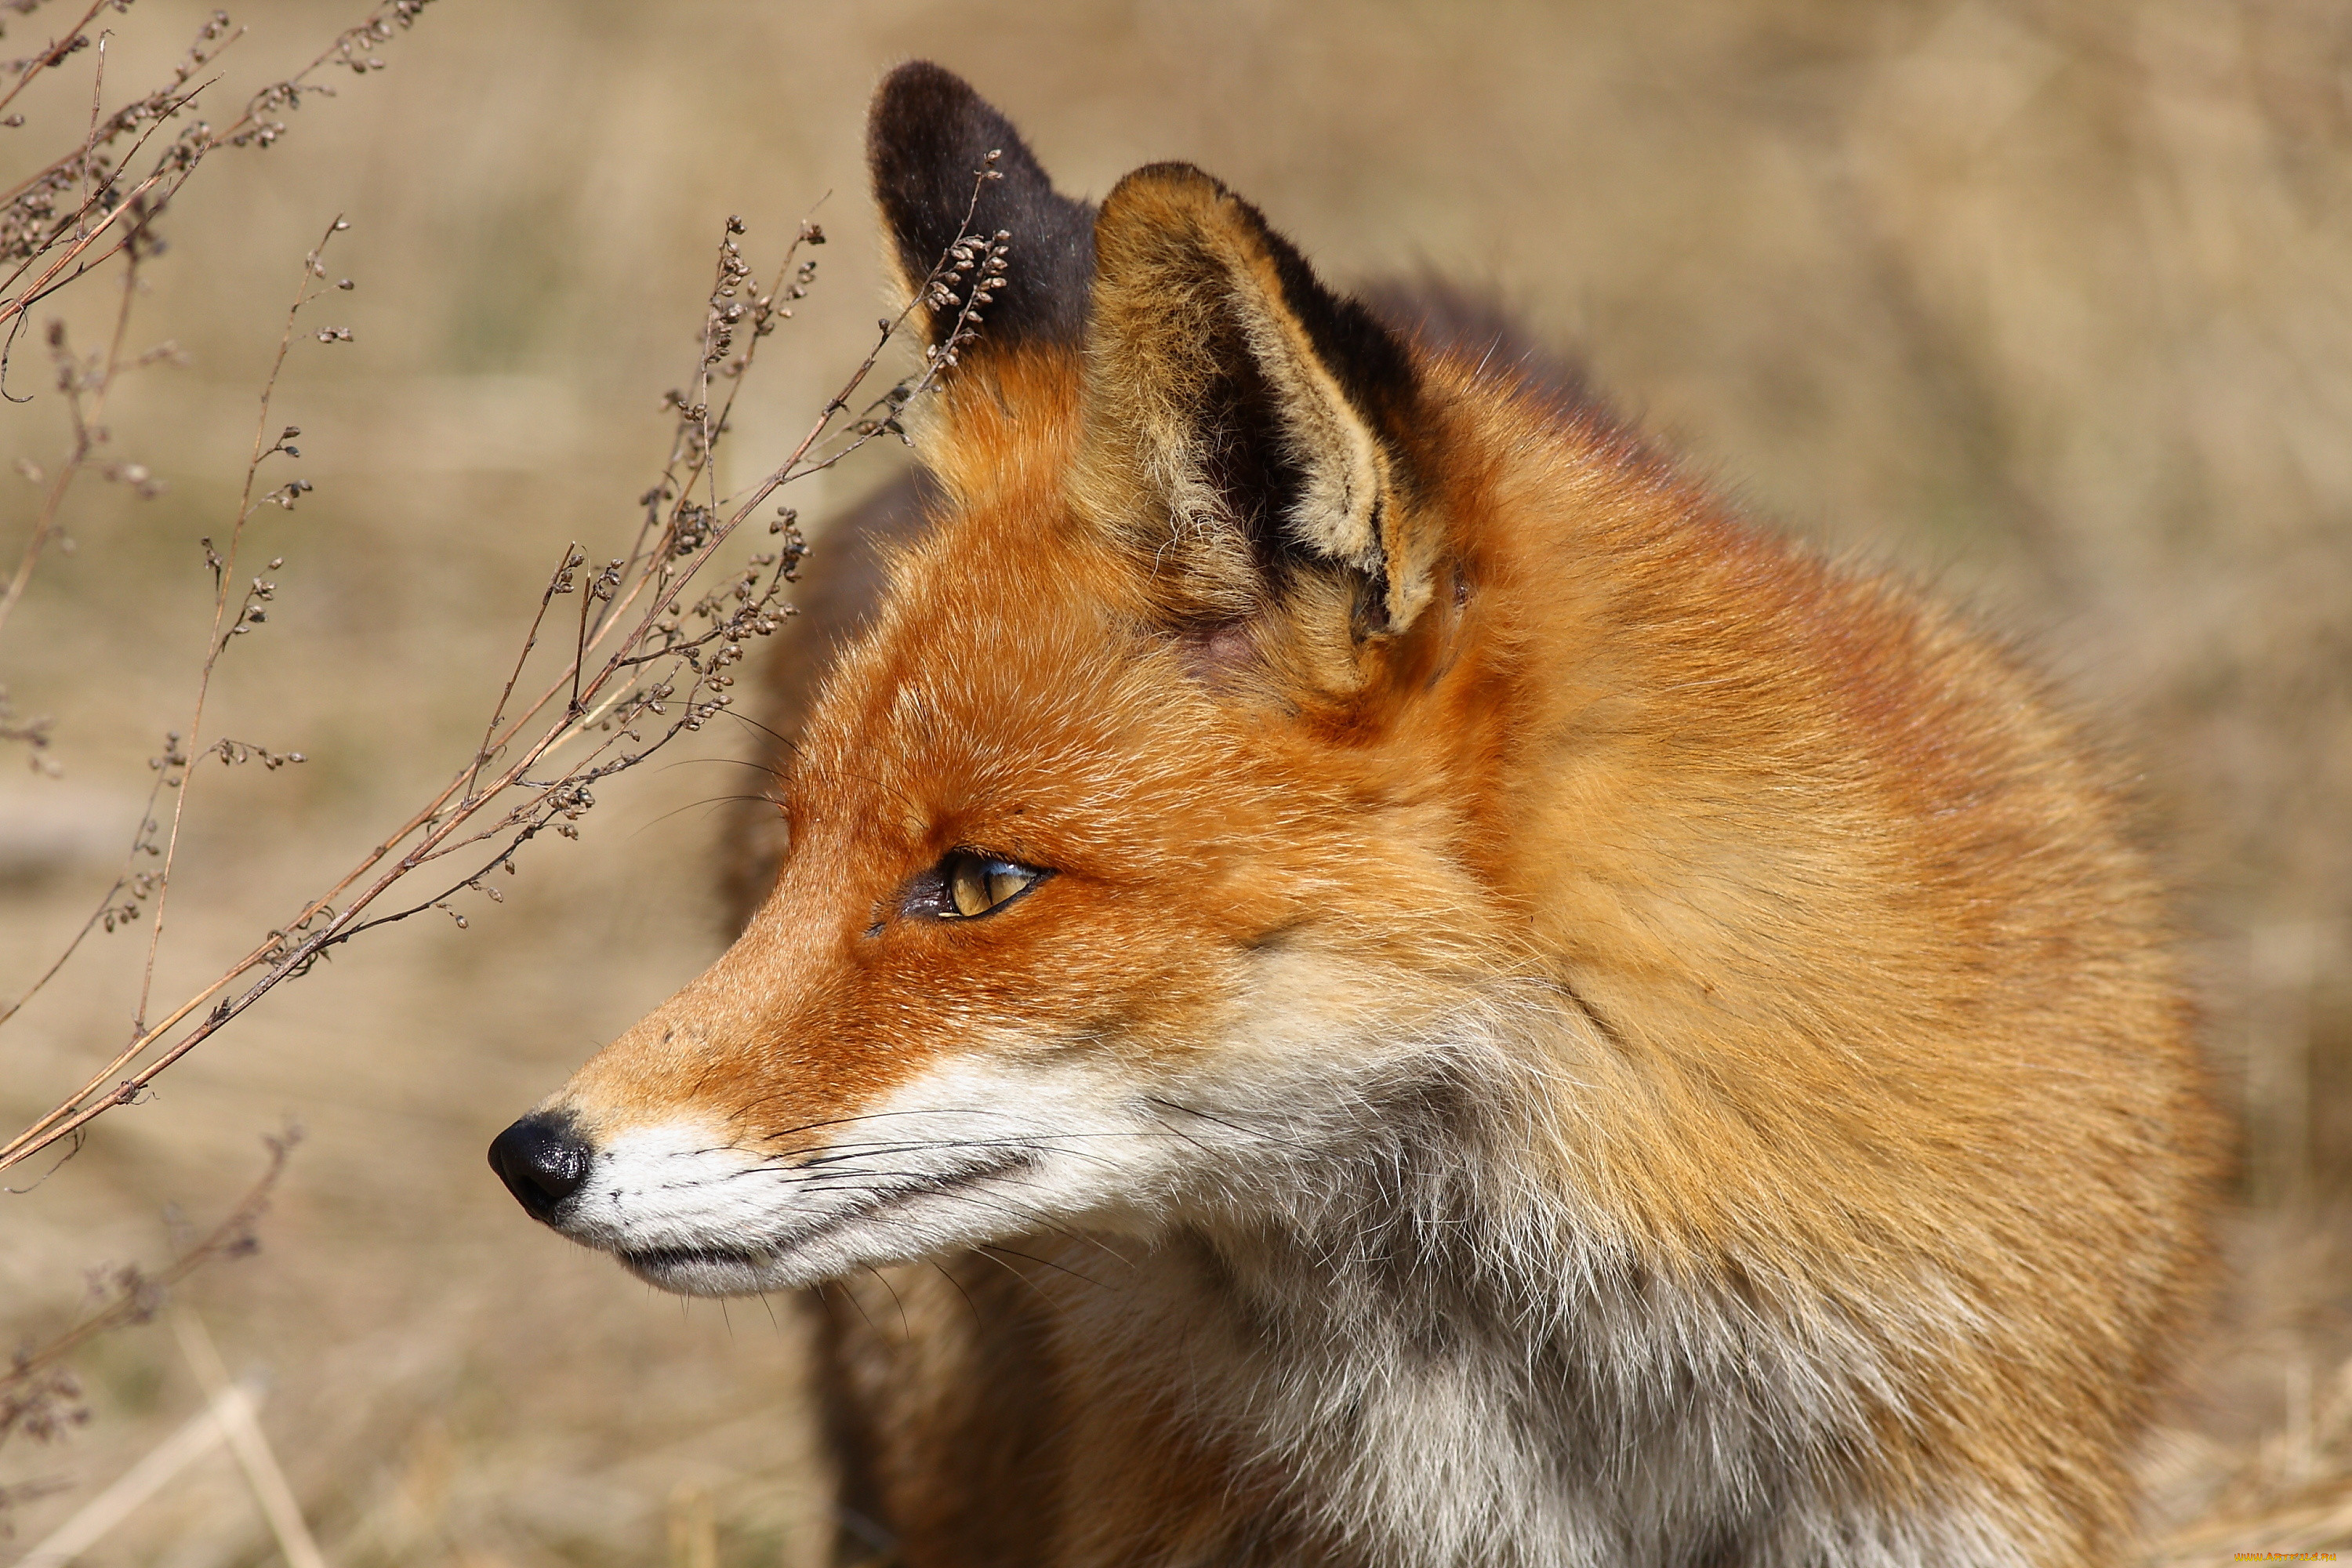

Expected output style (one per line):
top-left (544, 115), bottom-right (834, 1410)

top-left (491, 70), bottom-right (1530, 1301)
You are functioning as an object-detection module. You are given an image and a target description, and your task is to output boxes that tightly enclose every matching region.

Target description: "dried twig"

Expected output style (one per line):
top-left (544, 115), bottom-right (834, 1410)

top-left (0, 1130), bottom-right (296, 1461)
top-left (0, 157), bottom-right (1014, 1174)
top-left (0, 0), bottom-right (111, 125)
top-left (10, 1374), bottom-right (268, 1566)
top-left (128, 212), bottom-right (341, 1039)
top-left (0, 747), bottom-right (180, 1029)
top-left (172, 1310), bottom-right (326, 1568)
top-left (0, 243), bottom-right (155, 649)
top-left (0, 0), bottom-right (437, 347)
top-left (0, 0), bottom-right (437, 666)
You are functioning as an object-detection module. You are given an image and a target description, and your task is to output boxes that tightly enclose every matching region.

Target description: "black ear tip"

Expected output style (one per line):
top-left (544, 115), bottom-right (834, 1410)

top-left (866, 60), bottom-right (1039, 223)
top-left (869, 60), bottom-right (981, 140)
top-left (868, 60), bottom-right (1024, 180)
top-left (866, 61), bottom-right (1096, 351)
top-left (877, 58), bottom-right (959, 92)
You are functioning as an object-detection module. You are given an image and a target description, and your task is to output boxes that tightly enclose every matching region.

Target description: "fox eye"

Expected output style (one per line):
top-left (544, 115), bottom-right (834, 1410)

top-left (907, 849), bottom-right (1050, 921)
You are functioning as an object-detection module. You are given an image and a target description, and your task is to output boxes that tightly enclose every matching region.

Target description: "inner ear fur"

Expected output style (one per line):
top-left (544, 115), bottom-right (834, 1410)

top-left (1073, 162), bottom-right (1437, 643)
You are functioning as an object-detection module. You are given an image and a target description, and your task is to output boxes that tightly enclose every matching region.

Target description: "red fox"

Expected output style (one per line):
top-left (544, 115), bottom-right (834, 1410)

top-left (491, 62), bottom-right (2220, 1567)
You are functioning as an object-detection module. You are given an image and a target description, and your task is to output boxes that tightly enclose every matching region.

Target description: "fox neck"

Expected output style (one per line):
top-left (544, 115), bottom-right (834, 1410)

top-left (1061, 1051), bottom-right (2024, 1568)
top-left (1081, 1050), bottom-right (1625, 1559)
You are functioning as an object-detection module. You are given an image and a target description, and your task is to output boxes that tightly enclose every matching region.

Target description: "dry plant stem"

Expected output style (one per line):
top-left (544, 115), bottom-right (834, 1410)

top-left (459, 545), bottom-right (570, 808)
top-left (0, 219), bottom-right (314, 1159)
top-left (442, 221), bottom-right (822, 825)
top-left (0, 55), bottom-right (212, 213)
top-left (0, 0), bottom-right (436, 336)
top-left (0, 0), bottom-right (111, 122)
top-left (0, 5), bottom-right (438, 1154)
top-left (463, 209), bottom-right (833, 788)
top-left (0, 1131), bottom-right (293, 1414)
top-left (0, 7), bottom-right (242, 307)
top-left (1, 0), bottom-right (436, 648)
top-left (129, 215), bottom-right (339, 1039)
top-left (11, 1377), bottom-right (267, 1563)
top-left (0, 170), bottom-right (1009, 1175)
top-left (0, 91), bottom-right (202, 339)
top-left (0, 760), bottom-right (175, 1027)
top-left (589, 208), bottom-right (824, 648)
top-left (172, 1310), bottom-right (328, 1568)
top-left (75, 27), bottom-right (105, 227)
top-left (9, 1382), bottom-right (264, 1552)
top-left (0, 240), bottom-right (141, 643)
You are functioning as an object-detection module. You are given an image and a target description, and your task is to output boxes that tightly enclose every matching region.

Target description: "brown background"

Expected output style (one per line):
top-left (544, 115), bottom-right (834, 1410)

top-left (3, 2), bottom-right (2348, 1563)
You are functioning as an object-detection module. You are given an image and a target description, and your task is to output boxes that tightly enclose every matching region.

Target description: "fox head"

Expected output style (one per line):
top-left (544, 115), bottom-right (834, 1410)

top-left (489, 62), bottom-right (1549, 1295)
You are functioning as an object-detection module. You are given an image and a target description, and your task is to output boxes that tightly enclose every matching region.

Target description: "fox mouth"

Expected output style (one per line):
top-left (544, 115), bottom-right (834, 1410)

top-left (616, 1243), bottom-right (782, 1295)
top-left (612, 1152), bottom-right (1036, 1296)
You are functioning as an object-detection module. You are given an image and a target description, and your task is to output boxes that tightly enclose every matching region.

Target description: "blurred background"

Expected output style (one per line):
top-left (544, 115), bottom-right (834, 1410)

top-left (2, 1), bottom-right (2347, 1563)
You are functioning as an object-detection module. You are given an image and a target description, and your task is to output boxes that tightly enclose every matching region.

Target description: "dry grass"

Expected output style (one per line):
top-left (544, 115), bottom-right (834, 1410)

top-left (2, 2), bottom-right (2347, 1563)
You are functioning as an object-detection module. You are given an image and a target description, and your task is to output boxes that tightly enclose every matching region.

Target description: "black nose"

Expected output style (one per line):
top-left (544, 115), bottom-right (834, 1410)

top-left (488, 1111), bottom-right (593, 1221)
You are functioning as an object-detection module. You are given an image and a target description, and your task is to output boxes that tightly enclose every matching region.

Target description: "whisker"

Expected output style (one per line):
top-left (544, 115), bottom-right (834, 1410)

top-left (863, 1261), bottom-right (912, 1341)
top-left (653, 755), bottom-right (788, 774)
top-left (712, 707), bottom-right (798, 753)
top-left (1145, 1095), bottom-right (1315, 1152)
top-left (783, 1135), bottom-right (1125, 1174)
top-left (929, 1258), bottom-right (985, 1330)
top-left (769, 1174), bottom-right (1134, 1268)
top-left (978, 1241), bottom-right (1118, 1294)
top-left (739, 1105), bottom-right (1045, 1143)
top-left (632, 793), bottom-right (785, 836)
top-left (822, 1276), bottom-right (884, 1345)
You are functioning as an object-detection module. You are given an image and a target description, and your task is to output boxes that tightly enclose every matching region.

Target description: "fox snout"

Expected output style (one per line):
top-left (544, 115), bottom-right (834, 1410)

top-left (486, 1109), bottom-right (593, 1224)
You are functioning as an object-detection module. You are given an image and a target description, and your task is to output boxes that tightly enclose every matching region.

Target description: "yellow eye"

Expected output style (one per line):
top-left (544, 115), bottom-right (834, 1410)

top-left (937, 851), bottom-right (1046, 920)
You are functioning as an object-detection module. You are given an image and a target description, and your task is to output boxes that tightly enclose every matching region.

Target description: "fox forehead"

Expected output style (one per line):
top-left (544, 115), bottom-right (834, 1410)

top-left (789, 550), bottom-right (1239, 872)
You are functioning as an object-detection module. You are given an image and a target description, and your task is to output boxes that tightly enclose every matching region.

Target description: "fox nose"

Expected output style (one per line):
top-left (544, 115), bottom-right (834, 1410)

top-left (488, 1111), bottom-right (592, 1220)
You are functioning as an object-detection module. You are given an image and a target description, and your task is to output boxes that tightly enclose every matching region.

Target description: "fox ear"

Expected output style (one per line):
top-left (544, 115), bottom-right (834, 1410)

top-left (1073, 163), bottom-right (1435, 648)
top-left (866, 62), bottom-right (1094, 361)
